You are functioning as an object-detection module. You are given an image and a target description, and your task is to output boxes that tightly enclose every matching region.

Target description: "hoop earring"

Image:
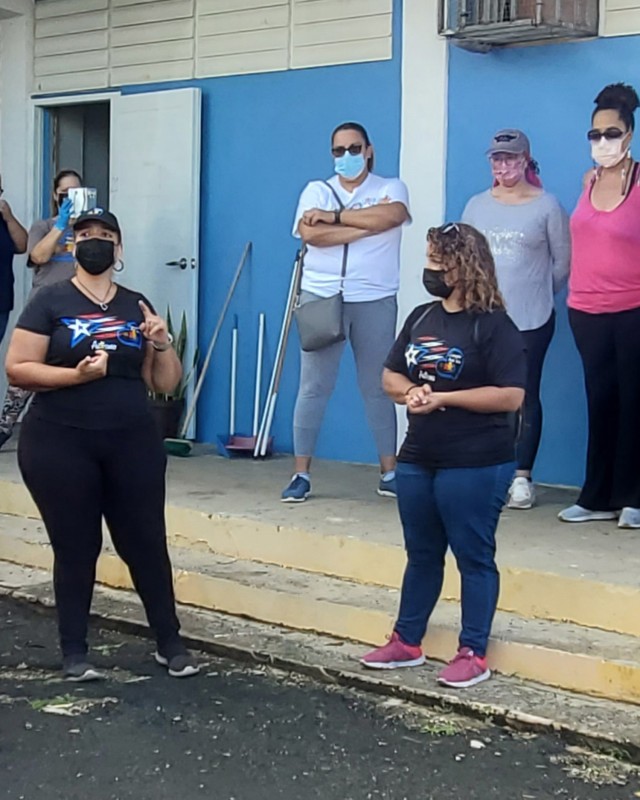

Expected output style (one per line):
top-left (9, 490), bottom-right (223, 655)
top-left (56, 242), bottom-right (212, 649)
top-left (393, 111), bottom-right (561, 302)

top-left (113, 259), bottom-right (124, 273)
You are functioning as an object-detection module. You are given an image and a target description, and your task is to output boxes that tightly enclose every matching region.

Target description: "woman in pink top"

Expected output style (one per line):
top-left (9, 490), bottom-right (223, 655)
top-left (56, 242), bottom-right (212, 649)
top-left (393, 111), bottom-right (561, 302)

top-left (560, 83), bottom-right (640, 528)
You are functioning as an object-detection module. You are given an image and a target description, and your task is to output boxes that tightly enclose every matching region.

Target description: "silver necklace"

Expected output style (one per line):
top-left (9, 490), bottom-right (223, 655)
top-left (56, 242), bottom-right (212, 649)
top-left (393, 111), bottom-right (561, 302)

top-left (74, 277), bottom-right (115, 311)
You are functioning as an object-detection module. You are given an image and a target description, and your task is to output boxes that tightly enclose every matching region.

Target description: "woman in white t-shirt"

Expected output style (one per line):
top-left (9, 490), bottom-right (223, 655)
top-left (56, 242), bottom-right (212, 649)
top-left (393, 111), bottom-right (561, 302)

top-left (281, 122), bottom-right (411, 502)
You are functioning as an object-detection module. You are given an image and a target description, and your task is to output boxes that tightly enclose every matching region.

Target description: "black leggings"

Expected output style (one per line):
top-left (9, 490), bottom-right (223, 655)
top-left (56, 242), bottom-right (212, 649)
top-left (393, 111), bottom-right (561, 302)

top-left (569, 306), bottom-right (640, 510)
top-left (517, 312), bottom-right (555, 472)
top-left (18, 414), bottom-right (181, 658)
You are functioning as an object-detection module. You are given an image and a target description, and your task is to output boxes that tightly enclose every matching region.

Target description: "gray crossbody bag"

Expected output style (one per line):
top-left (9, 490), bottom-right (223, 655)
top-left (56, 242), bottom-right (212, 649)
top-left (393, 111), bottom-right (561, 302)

top-left (294, 182), bottom-right (348, 352)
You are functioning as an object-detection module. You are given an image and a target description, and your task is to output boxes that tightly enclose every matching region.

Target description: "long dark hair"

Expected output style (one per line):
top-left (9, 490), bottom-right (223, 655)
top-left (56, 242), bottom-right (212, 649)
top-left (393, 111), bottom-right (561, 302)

top-left (51, 169), bottom-right (82, 215)
top-left (331, 122), bottom-right (374, 171)
top-left (592, 83), bottom-right (639, 131)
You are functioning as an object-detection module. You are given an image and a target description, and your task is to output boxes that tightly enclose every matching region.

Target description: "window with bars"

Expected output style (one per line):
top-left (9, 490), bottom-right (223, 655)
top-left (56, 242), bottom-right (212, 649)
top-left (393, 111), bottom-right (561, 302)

top-left (438, 0), bottom-right (598, 49)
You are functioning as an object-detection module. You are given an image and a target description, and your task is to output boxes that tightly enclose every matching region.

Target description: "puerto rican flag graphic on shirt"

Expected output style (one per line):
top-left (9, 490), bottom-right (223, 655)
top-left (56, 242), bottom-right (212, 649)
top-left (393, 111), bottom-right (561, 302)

top-left (60, 313), bottom-right (143, 349)
top-left (405, 336), bottom-right (464, 382)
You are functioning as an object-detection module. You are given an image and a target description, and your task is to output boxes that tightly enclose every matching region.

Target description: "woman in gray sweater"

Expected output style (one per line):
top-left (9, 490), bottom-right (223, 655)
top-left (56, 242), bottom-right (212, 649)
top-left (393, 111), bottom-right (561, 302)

top-left (463, 129), bottom-right (570, 510)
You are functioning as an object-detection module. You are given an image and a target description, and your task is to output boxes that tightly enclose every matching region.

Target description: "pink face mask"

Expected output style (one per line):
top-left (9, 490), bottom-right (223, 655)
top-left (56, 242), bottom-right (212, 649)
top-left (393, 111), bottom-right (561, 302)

top-left (490, 155), bottom-right (527, 186)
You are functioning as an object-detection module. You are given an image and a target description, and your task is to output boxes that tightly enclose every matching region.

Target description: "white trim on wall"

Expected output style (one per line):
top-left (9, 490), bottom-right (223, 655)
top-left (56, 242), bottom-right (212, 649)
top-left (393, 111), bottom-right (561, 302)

top-left (397, 0), bottom-right (448, 441)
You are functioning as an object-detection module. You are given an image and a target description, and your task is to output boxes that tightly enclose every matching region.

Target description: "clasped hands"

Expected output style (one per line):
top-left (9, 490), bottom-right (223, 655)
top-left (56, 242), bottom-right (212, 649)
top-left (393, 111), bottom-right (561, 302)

top-left (406, 384), bottom-right (446, 415)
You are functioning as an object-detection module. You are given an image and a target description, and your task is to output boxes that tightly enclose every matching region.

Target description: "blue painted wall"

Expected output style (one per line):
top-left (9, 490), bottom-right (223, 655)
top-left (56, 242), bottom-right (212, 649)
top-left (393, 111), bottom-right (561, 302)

top-left (446, 36), bottom-right (640, 487)
top-left (122, 3), bottom-right (403, 465)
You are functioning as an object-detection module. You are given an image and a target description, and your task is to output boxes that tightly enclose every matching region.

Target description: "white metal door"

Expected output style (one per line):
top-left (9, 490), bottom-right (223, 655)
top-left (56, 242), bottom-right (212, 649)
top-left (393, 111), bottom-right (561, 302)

top-left (109, 88), bottom-right (201, 434)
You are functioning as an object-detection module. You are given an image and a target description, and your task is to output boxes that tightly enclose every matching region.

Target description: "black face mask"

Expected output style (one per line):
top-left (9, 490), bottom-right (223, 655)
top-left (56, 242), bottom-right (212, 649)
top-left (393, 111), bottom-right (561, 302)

top-left (75, 238), bottom-right (115, 275)
top-left (422, 269), bottom-right (454, 299)
top-left (57, 193), bottom-right (68, 208)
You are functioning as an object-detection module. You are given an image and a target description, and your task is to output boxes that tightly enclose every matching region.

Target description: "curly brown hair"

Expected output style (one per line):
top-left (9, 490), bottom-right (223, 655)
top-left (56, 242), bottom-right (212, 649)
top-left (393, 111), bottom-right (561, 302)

top-left (427, 223), bottom-right (505, 313)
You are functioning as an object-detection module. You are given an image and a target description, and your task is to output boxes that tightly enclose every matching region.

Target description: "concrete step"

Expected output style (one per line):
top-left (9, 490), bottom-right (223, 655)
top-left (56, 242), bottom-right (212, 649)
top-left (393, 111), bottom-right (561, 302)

top-left (0, 476), bottom-right (637, 639)
top-left (1, 515), bottom-right (639, 706)
top-left (2, 559), bottom-right (640, 757)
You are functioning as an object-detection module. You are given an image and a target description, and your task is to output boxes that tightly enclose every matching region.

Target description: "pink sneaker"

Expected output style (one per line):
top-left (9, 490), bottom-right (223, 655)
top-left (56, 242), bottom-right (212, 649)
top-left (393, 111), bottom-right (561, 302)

top-left (361, 631), bottom-right (425, 670)
top-left (437, 647), bottom-right (491, 688)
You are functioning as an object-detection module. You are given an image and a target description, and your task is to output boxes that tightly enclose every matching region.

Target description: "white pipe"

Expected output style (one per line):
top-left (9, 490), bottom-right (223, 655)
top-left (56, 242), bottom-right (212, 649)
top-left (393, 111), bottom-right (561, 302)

top-left (229, 326), bottom-right (238, 437)
top-left (254, 252), bottom-right (301, 456)
top-left (260, 394), bottom-right (277, 457)
top-left (253, 313), bottom-right (265, 437)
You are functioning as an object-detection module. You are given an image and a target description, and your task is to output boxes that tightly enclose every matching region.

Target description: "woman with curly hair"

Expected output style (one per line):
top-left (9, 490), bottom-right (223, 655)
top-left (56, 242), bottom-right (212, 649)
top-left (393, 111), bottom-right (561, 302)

top-left (361, 223), bottom-right (526, 688)
top-left (559, 83), bottom-right (640, 528)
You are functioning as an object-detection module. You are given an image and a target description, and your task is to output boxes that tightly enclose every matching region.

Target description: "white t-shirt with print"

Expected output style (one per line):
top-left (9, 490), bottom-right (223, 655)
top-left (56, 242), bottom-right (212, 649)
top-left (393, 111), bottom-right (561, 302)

top-left (292, 173), bottom-right (411, 303)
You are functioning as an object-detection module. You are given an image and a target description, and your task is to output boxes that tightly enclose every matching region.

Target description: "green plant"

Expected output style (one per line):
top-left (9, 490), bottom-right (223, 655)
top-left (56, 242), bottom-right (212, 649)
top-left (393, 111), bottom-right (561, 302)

top-left (147, 309), bottom-right (198, 402)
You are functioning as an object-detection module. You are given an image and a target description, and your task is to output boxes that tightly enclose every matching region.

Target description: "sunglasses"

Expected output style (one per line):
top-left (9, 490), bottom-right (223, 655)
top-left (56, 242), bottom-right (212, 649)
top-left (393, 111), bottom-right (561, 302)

top-left (331, 143), bottom-right (364, 157)
top-left (587, 127), bottom-right (626, 142)
top-left (489, 153), bottom-right (523, 166)
top-left (429, 222), bottom-right (460, 236)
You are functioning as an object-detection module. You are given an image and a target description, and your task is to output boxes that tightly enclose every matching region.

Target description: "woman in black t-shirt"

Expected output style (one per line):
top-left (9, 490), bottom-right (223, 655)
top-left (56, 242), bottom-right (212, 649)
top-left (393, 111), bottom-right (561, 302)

top-left (5, 208), bottom-right (199, 681)
top-left (361, 223), bottom-right (526, 689)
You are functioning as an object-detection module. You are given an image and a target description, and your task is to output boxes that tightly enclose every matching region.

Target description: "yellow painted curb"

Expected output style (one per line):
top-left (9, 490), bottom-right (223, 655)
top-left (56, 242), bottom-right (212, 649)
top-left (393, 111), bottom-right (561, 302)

top-left (1, 534), bottom-right (640, 706)
top-left (0, 478), bottom-right (638, 638)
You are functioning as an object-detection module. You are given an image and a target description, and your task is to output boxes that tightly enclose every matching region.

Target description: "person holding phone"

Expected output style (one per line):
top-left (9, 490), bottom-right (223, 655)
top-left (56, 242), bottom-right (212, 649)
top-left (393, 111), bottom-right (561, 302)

top-left (5, 207), bottom-right (199, 681)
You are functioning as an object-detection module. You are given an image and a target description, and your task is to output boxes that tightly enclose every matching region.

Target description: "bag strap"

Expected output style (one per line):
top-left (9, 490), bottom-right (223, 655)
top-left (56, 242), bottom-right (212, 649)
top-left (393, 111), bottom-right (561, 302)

top-left (411, 302), bottom-right (481, 347)
top-left (322, 180), bottom-right (345, 211)
top-left (322, 181), bottom-right (348, 289)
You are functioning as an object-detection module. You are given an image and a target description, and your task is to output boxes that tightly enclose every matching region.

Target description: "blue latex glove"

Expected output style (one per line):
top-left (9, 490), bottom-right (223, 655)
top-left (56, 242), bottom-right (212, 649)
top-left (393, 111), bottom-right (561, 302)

top-left (54, 197), bottom-right (73, 231)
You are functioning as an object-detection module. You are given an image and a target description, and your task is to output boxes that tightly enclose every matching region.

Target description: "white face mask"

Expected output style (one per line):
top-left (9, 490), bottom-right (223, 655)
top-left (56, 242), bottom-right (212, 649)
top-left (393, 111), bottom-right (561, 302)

top-left (591, 136), bottom-right (629, 169)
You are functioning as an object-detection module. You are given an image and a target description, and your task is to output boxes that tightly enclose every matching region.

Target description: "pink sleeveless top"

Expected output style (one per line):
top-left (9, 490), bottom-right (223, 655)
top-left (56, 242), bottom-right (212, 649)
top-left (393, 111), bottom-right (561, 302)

top-left (568, 167), bottom-right (640, 314)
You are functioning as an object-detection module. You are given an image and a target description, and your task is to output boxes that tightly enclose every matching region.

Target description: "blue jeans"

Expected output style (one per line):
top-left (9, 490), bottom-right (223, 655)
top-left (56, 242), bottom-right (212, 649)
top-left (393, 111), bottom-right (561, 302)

top-left (394, 460), bottom-right (515, 656)
top-left (0, 311), bottom-right (9, 345)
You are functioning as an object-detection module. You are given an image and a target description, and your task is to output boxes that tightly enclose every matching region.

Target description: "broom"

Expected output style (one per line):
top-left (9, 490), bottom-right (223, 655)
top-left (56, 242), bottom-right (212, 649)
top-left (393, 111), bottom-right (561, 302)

top-left (164, 242), bottom-right (251, 456)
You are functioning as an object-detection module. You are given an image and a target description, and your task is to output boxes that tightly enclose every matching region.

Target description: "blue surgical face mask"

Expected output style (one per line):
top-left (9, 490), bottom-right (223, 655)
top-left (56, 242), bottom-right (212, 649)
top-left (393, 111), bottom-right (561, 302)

top-left (334, 152), bottom-right (366, 180)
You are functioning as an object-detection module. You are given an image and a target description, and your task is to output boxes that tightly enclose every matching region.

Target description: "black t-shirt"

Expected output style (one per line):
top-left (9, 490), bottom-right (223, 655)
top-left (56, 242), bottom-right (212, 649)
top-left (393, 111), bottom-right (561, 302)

top-left (0, 217), bottom-right (16, 313)
top-left (16, 280), bottom-right (153, 430)
top-left (385, 302), bottom-right (526, 468)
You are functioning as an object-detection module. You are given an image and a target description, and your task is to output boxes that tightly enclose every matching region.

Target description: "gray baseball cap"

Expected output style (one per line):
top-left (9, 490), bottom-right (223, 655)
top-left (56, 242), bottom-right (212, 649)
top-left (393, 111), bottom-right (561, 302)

top-left (487, 129), bottom-right (530, 156)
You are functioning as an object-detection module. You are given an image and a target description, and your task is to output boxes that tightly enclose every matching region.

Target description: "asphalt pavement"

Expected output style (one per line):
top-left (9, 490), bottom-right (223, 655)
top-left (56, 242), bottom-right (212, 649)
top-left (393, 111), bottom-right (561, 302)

top-left (0, 597), bottom-right (638, 800)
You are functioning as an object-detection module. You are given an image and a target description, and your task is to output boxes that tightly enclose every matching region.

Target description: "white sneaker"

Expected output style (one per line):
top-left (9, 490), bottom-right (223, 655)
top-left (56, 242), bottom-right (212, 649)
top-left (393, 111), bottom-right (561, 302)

top-left (507, 477), bottom-right (535, 510)
top-left (558, 504), bottom-right (617, 523)
top-left (618, 507), bottom-right (640, 529)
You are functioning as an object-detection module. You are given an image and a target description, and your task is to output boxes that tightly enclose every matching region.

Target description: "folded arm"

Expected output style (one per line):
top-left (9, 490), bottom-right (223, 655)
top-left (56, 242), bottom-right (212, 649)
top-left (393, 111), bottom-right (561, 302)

top-left (297, 218), bottom-right (371, 248)
top-left (339, 201), bottom-right (410, 233)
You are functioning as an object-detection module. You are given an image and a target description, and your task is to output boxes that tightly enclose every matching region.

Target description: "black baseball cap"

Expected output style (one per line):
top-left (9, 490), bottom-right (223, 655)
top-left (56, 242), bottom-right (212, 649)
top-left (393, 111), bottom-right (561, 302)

top-left (73, 207), bottom-right (121, 235)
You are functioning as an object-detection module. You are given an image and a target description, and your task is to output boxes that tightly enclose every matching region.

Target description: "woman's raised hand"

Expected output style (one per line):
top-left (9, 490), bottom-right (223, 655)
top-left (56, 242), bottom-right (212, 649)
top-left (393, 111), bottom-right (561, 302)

top-left (138, 300), bottom-right (170, 346)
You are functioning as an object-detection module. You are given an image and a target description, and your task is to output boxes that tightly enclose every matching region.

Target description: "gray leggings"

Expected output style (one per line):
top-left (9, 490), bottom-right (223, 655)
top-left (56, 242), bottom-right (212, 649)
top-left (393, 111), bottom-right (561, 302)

top-left (293, 293), bottom-right (398, 459)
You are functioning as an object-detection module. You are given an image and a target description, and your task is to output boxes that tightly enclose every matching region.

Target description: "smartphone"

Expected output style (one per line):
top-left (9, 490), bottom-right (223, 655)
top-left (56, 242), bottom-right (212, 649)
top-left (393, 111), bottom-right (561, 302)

top-left (68, 187), bottom-right (98, 218)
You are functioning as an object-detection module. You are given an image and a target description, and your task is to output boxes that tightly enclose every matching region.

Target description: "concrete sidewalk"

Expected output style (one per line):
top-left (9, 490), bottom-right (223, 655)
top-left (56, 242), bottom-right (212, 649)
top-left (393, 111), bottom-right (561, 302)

top-left (0, 443), bottom-right (638, 709)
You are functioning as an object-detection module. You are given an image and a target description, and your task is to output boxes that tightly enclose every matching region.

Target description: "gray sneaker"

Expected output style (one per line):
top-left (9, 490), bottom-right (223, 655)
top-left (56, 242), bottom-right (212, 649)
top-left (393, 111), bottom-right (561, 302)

top-left (618, 507), bottom-right (640, 529)
top-left (557, 504), bottom-right (617, 523)
top-left (154, 650), bottom-right (200, 678)
top-left (63, 655), bottom-right (104, 682)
